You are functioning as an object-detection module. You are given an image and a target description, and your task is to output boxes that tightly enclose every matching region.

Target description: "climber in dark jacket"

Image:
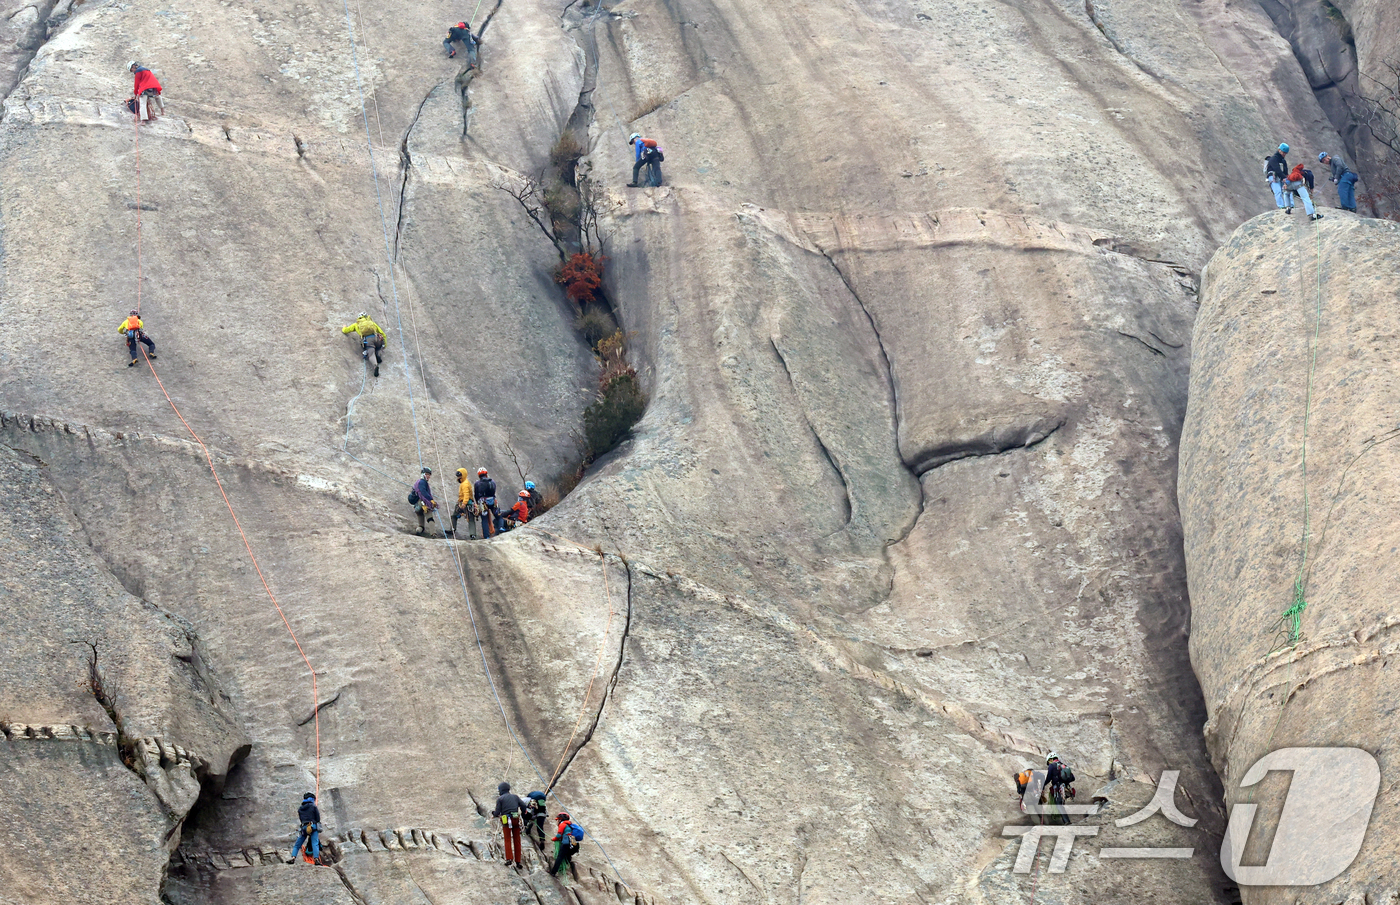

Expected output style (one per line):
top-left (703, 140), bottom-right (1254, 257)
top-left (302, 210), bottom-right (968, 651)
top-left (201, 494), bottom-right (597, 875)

top-left (1265, 143), bottom-right (1290, 210)
top-left (492, 782), bottom-right (527, 868)
top-left (524, 791), bottom-right (549, 848)
top-left (443, 21), bottom-right (478, 66)
top-left (473, 468), bottom-right (498, 538)
top-left (412, 467), bottom-right (439, 536)
top-left (289, 792), bottom-right (321, 864)
top-left (524, 481), bottom-right (542, 518)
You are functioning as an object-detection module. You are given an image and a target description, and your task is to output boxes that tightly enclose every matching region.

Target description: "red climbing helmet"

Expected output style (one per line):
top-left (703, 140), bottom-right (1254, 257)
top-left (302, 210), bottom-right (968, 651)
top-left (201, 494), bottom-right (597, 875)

top-left (477, 468), bottom-right (488, 476)
top-left (519, 490), bottom-right (530, 498)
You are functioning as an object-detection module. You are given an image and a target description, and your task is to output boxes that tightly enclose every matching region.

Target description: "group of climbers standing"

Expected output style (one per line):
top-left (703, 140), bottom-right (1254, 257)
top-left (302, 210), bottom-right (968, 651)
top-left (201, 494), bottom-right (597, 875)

top-left (493, 783), bottom-right (585, 876)
top-left (409, 466), bottom-right (540, 539)
top-left (1264, 141), bottom-right (1360, 219)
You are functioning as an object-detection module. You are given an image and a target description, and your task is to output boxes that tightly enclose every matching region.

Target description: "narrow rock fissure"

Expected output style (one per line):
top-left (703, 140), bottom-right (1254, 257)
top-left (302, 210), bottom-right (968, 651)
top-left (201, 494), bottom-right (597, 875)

top-left (297, 689), bottom-right (342, 726)
top-left (769, 338), bottom-right (852, 526)
top-left (914, 420), bottom-right (1064, 475)
top-left (392, 86), bottom-right (437, 260)
top-left (547, 555), bottom-right (633, 792)
top-left (334, 865), bottom-right (371, 905)
top-left (1116, 330), bottom-right (1166, 355)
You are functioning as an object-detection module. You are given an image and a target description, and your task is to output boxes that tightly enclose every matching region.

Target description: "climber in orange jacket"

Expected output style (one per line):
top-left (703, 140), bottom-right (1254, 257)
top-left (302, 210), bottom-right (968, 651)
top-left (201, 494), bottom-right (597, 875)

top-left (508, 490), bottom-right (531, 525)
top-left (127, 61), bottom-right (164, 121)
top-left (119, 309), bottom-right (156, 367)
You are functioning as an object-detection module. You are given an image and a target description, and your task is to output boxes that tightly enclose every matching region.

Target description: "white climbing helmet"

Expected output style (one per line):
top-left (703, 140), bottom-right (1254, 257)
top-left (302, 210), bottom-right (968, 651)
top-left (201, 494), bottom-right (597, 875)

top-left (628, 132), bottom-right (641, 144)
top-left (1046, 751), bottom-right (1060, 764)
top-left (126, 60), bottom-right (138, 71)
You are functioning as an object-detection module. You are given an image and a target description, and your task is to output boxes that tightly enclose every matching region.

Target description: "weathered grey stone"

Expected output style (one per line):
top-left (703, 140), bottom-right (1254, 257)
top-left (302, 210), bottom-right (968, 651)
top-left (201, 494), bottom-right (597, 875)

top-left (1182, 212), bottom-right (1400, 903)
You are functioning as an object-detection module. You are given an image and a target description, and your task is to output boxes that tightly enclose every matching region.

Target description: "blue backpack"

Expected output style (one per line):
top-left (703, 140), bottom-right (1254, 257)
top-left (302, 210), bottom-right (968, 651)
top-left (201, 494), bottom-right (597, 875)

top-left (567, 823), bottom-right (585, 842)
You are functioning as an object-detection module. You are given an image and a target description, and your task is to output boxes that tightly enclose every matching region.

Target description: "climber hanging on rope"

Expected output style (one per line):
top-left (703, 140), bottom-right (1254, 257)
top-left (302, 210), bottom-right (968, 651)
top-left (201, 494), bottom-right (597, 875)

top-left (410, 467), bottom-right (440, 536)
top-left (1318, 152), bottom-right (1359, 213)
top-left (288, 792), bottom-right (322, 865)
top-left (492, 782), bottom-right (527, 868)
top-left (443, 21), bottom-right (479, 67)
top-left (550, 812), bottom-right (584, 876)
top-left (524, 791), bottom-right (549, 849)
top-left (473, 468), bottom-right (498, 539)
top-left (341, 313), bottom-right (387, 377)
top-left (127, 61), bottom-right (164, 122)
top-left (119, 309), bottom-right (157, 367)
top-left (451, 468), bottom-right (478, 539)
top-left (627, 133), bottom-right (664, 188)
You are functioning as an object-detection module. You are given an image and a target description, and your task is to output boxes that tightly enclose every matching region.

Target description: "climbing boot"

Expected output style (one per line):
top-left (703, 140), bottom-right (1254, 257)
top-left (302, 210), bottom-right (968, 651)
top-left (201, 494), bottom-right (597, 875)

top-left (148, 352), bottom-right (157, 359)
top-left (128, 359), bottom-right (138, 367)
top-left (1311, 213), bottom-right (1324, 221)
top-left (374, 365), bottom-right (380, 377)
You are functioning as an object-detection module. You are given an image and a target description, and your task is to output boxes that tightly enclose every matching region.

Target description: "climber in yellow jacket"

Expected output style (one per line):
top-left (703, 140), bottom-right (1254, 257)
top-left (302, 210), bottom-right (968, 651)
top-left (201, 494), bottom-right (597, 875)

top-left (119, 309), bottom-right (156, 367)
top-left (341, 314), bottom-right (387, 376)
top-left (451, 468), bottom-right (477, 539)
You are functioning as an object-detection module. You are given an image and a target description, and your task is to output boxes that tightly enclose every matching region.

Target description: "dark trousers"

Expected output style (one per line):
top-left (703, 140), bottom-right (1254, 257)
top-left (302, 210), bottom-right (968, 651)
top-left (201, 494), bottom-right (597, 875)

top-left (126, 333), bottom-right (155, 360)
top-left (501, 815), bottom-right (523, 866)
top-left (527, 813), bottom-right (547, 848)
top-left (632, 157), bottom-right (662, 186)
top-left (550, 840), bottom-right (578, 875)
top-left (480, 506), bottom-right (496, 538)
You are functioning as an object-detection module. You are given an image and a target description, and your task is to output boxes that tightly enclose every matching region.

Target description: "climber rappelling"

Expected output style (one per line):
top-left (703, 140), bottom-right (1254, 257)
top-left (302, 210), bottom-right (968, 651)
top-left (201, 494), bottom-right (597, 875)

top-left (119, 309), bottom-right (157, 367)
top-left (341, 313), bottom-right (387, 377)
top-left (288, 792), bottom-right (322, 865)
top-left (492, 782), bottom-right (527, 869)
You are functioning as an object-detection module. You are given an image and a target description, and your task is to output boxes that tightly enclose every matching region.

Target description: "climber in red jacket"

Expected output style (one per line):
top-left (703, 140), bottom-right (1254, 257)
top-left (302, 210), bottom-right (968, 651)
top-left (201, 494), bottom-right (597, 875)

top-left (127, 61), bottom-right (164, 121)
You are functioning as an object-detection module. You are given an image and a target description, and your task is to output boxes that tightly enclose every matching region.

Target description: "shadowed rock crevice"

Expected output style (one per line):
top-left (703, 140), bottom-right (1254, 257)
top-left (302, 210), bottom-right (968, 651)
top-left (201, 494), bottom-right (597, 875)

top-left (547, 555), bottom-right (634, 791)
top-left (769, 338), bottom-right (852, 527)
top-left (912, 418), bottom-right (1065, 474)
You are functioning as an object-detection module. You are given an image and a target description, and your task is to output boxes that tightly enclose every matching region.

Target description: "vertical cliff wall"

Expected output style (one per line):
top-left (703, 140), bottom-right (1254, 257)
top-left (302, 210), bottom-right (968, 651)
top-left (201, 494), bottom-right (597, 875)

top-left (1181, 212), bottom-right (1400, 904)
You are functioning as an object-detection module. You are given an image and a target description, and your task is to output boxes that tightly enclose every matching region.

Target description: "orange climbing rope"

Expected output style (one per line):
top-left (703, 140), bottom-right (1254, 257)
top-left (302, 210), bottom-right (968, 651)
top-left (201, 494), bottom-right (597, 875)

top-left (130, 108), bottom-right (322, 794)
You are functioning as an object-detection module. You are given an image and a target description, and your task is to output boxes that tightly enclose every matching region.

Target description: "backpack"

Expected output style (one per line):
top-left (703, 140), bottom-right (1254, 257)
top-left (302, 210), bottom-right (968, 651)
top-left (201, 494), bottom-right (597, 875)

top-left (647, 147), bottom-right (664, 163)
top-left (408, 488), bottom-right (420, 506)
top-left (567, 823), bottom-right (584, 842)
top-left (1302, 168), bottom-right (1315, 190)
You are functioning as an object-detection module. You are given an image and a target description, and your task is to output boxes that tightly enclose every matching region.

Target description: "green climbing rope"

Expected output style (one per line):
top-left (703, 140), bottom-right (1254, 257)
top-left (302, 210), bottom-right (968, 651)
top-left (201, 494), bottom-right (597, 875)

top-left (1276, 224), bottom-right (1326, 648)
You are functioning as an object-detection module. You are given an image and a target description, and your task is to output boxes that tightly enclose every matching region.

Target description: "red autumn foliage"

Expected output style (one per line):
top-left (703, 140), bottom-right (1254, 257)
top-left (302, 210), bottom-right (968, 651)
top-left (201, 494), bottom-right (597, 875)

top-left (556, 252), bottom-right (605, 304)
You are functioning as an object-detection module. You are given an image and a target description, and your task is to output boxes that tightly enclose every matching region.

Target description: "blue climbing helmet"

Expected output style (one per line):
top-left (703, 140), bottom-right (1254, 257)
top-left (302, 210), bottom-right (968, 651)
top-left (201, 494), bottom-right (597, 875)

top-left (1318, 151), bottom-right (1329, 162)
top-left (1278, 143), bottom-right (1289, 153)
top-left (525, 481), bottom-right (535, 491)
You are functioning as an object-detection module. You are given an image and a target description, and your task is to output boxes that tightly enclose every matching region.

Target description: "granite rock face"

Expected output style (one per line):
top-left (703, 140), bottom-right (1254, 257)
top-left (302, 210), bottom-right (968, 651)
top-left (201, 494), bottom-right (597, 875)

top-left (1181, 212), bottom-right (1400, 904)
top-left (0, 0), bottom-right (1381, 903)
